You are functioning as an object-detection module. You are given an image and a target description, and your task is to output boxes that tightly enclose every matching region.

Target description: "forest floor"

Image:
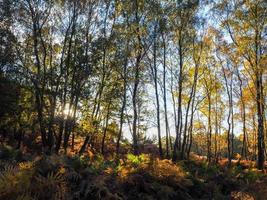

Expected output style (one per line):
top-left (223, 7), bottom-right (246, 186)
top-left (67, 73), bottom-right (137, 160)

top-left (0, 140), bottom-right (267, 200)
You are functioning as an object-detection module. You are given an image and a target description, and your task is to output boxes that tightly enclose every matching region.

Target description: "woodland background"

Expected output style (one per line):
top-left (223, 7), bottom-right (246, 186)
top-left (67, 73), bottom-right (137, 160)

top-left (0, 0), bottom-right (267, 199)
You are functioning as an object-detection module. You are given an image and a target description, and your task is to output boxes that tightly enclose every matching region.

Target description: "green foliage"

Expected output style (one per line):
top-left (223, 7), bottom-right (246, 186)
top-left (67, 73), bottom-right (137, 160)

top-left (35, 156), bottom-right (60, 176)
top-left (227, 164), bottom-right (263, 183)
top-left (0, 75), bottom-right (20, 119)
top-left (0, 156), bottom-right (71, 200)
top-left (0, 145), bottom-right (23, 161)
top-left (126, 153), bottom-right (149, 167)
top-left (196, 161), bottom-right (220, 178)
top-left (229, 165), bottom-right (243, 176)
top-left (0, 162), bottom-right (33, 200)
top-left (0, 152), bottom-right (265, 200)
top-left (35, 171), bottom-right (67, 200)
top-left (86, 154), bottom-right (118, 175)
top-left (65, 155), bottom-right (88, 171)
top-left (242, 169), bottom-right (263, 182)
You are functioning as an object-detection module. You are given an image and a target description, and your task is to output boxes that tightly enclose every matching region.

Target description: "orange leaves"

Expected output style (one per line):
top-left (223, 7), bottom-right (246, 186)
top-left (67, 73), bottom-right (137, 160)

top-left (116, 153), bottom-right (187, 187)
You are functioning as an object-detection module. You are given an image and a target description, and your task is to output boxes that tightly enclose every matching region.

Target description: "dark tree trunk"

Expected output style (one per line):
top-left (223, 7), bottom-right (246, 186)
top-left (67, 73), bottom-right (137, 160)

top-left (173, 37), bottom-right (183, 162)
top-left (132, 0), bottom-right (142, 155)
top-left (162, 33), bottom-right (170, 158)
top-left (101, 100), bottom-right (111, 154)
top-left (222, 66), bottom-right (232, 167)
top-left (116, 57), bottom-right (128, 155)
top-left (79, 135), bottom-right (90, 156)
top-left (152, 24), bottom-right (162, 157)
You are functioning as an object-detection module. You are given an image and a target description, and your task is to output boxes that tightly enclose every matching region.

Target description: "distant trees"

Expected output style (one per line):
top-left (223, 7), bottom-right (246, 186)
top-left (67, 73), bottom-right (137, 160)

top-left (216, 0), bottom-right (267, 169)
top-left (0, 0), bottom-right (266, 169)
top-left (170, 0), bottom-right (200, 161)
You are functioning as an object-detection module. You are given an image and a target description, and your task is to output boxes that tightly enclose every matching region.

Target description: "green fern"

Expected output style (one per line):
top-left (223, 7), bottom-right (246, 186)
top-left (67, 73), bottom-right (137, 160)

top-left (65, 169), bottom-right (81, 183)
top-left (15, 193), bottom-right (35, 200)
top-left (35, 171), bottom-right (69, 200)
top-left (0, 162), bottom-right (32, 200)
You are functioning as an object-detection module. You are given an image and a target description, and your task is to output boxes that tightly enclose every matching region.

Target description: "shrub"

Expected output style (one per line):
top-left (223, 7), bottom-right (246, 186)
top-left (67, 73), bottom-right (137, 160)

top-left (242, 169), bottom-right (263, 183)
top-left (0, 145), bottom-right (23, 161)
top-left (126, 153), bottom-right (149, 167)
top-left (0, 162), bottom-right (34, 200)
top-left (64, 155), bottom-right (88, 171)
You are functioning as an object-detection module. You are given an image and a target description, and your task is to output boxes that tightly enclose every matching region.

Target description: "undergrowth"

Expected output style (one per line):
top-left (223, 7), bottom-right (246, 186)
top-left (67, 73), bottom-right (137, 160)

top-left (0, 146), bottom-right (265, 200)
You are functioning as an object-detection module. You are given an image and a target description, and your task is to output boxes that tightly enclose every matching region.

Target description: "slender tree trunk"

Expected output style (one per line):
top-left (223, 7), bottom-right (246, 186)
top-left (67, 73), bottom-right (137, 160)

top-left (162, 33), bottom-right (170, 158)
top-left (255, 27), bottom-right (265, 169)
top-left (101, 100), bottom-right (111, 154)
top-left (207, 93), bottom-right (212, 164)
top-left (186, 44), bottom-right (202, 158)
top-left (256, 73), bottom-right (265, 169)
top-left (222, 66), bottom-right (232, 167)
top-left (173, 37), bottom-right (183, 161)
top-left (29, 3), bottom-right (47, 150)
top-left (170, 67), bottom-right (177, 152)
top-left (35, 88), bottom-right (47, 148)
top-left (214, 78), bottom-right (218, 162)
top-left (152, 24), bottom-right (162, 157)
top-left (187, 102), bottom-right (195, 158)
top-left (237, 71), bottom-right (248, 159)
top-left (79, 135), bottom-right (90, 156)
top-left (132, 57), bottom-right (141, 155)
top-left (116, 60), bottom-right (128, 155)
top-left (132, 0), bottom-right (142, 155)
top-left (230, 77), bottom-right (234, 159)
top-left (181, 57), bottom-right (199, 159)
top-left (79, 77), bottom-right (104, 155)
